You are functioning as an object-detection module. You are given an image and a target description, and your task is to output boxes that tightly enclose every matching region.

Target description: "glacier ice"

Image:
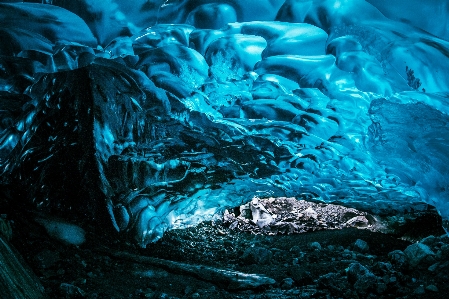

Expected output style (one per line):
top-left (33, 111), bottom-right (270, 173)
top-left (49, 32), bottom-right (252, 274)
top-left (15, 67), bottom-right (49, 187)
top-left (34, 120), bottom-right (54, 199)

top-left (0, 0), bottom-right (449, 246)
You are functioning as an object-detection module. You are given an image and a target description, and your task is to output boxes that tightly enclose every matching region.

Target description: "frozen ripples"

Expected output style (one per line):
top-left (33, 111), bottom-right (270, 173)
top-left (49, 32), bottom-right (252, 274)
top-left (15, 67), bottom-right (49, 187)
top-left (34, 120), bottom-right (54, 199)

top-left (1, 0), bottom-right (449, 245)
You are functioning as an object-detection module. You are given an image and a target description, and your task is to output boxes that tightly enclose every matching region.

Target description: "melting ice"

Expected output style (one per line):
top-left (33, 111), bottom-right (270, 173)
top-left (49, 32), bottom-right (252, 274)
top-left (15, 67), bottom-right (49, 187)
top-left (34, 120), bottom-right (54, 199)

top-left (0, 0), bottom-right (449, 246)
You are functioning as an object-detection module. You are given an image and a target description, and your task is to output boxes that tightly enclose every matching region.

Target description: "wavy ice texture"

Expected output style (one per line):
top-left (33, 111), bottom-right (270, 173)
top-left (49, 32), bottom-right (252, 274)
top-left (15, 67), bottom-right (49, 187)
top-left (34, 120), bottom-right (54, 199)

top-left (1, 0), bottom-right (449, 246)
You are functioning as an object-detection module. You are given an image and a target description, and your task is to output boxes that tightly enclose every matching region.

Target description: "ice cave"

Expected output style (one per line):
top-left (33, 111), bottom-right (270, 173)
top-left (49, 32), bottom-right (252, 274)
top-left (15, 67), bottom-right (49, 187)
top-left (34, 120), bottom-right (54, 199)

top-left (0, 1), bottom-right (449, 298)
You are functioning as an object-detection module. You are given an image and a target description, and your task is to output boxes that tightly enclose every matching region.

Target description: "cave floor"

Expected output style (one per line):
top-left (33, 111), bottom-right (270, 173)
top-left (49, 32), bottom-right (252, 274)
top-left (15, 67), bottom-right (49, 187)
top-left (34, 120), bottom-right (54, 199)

top-left (8, 213), bottom-right (449, 299)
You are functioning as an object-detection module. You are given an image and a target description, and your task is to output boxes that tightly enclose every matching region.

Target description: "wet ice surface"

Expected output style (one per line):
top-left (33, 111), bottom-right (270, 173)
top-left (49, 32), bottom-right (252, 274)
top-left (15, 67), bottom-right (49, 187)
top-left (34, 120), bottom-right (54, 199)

top-left (1, 0), bottom-right (449, 246)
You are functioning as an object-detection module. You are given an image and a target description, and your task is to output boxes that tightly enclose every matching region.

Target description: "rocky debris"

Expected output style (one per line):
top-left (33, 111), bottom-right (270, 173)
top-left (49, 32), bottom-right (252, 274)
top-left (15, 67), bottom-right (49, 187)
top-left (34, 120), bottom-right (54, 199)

top-left (281, 277), bottom-right (294, 289)
top-left (8, 205), bottom-right (449, 299)
top-left (388, 249), bottom-right (407, 269)
top-left (375, 204), bottom-right (445, 241)
top-left (414, 285), bottom-right (426, 295)
top-left (437, 243), bottom-right (449, 260)
top-left (403, 243), bottom-right (436, 269)
top-left (308, 241), bottom-right (322, 251)
top-left (318, 272), bottom-right (346, 294)
top-left (240, 246), bottom-right (273, 265)
top-left (353, 239), bottom-right (370, 253)
top-left (224, 197), bottom-right (375, 235)
top-left (346, 262), bottom-right (377, 294)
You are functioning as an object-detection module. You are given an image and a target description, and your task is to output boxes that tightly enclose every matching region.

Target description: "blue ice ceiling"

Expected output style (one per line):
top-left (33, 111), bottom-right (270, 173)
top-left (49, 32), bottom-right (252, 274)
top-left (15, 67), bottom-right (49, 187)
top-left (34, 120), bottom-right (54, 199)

top-left (0, 0), bottom-right (448, 246)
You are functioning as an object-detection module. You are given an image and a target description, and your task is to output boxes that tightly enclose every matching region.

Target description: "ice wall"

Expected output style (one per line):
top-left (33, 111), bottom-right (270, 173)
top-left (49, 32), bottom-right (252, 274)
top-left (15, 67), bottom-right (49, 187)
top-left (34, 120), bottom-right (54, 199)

top-left (1, 0), bottom-right (449, 245)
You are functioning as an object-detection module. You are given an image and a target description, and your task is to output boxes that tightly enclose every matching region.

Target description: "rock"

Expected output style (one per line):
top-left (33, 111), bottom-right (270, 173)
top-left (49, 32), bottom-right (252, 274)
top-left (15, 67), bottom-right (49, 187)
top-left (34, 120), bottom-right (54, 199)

top-left (346, 262), bottom-right (377, 294)
top-left (281, 277), bottom-right (295, 289)
top-left (437, 244), bottom-right (449, 260)
top-left (404, 243), bottom-right (436, 269)
top-left (428, 262), bottom-right (439, 272)
top-left (414, 285), bottom-right (426, 295)
top-left (289, 245), bottom-right (305, 259)
top-left (303, 207), bottom-right (318, 219)
top-left (420, 235), bottom-right (437, 246)
top-left (241, 246), bottom-right (273, 265)
top-left (317, 272), bottom-right (344, 293)
top-left (309, 242), bottom-right (322, 250)
top-left (376, 262), bottom-right (393, 274)
top-left (426, 284), bottom-right (439, 292)
top-left (249, 197), bottom-right (273, 228)
top-left (287, 265), bottom-right (313, 286)
top-left (345, 216), bottom-right (369, 227)
top-left (353, 239), bottom-right (369, 253)
top-left (388, 250), bottom-right (407, 269)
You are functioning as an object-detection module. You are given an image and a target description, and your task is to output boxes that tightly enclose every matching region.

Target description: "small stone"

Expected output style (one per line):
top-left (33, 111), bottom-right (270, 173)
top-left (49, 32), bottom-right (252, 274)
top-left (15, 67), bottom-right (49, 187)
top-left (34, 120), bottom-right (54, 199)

top-left (426, 284), bottom-right (439, 292)
top-left (388, 250), bottom-right (407, 269)
top-left (288, 265), bottom-right (313, 286)
top-left (281, 278), bottom-right (295, 289)
top-left (346, 262), bottom-right (377, 294)
top-left (428, 262), bottom-right (439, 272)
top-left (290, 245), bottom-right (301, 255)
top-left (309, 242), bottom-right (321, 250)
top-left (241, 246), bottom-right (272, 265)
top-left (404, 243), bottom-right (436, 269)
top-left (303, 207), bottom-right (318, 219)
top-left (438, 244), bottom-right (449, 260)
top-left (317, 272), bottom-right (341, 292)
top-left (414, 285), bottom-right (426, 295)
top-left (376, 262), bottom-right (393, 274)
top-left (190, 293), bottom-right (200, 298)
top-left (353, 239), bottom-right (369, 253)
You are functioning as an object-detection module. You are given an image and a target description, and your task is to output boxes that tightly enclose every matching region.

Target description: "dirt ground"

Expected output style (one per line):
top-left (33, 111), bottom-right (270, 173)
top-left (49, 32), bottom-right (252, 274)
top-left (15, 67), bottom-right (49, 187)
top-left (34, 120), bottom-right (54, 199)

top-left (7, 205), bottom-right (449, 299)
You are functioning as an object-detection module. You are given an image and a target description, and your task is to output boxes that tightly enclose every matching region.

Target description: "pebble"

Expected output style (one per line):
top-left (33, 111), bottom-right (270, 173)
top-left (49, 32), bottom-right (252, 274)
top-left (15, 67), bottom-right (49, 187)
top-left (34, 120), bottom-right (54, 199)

top-left (426, 284), bottom-right (438, 292)
top-left (346, 262), bottom-right (377, 294)
top-left (281, 278), bottom-right (295, 289)
top-left (240, 246), bottom-right (272, 265)
top-left (388, 250), bottom-right (407, 269)
top-left (414, 285), bottom-right (426, 295)
top-left (353, 239), bottom-right (369, 253)
top-left (309, 242), bottom-right (321, 250)
top-left (427, 262), bottom-right (439, 272)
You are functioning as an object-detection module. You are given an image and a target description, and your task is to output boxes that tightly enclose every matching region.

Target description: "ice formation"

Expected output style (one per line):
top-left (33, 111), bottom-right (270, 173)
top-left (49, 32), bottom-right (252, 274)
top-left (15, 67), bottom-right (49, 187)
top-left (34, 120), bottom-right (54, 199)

top-left (0, 0), bottom-right (448, 246)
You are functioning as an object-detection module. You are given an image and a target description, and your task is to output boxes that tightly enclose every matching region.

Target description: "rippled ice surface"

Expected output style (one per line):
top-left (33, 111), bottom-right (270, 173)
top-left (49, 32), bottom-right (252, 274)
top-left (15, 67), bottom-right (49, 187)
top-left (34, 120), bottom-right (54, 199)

top-left (1, 0), bottom-right (449, 245)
